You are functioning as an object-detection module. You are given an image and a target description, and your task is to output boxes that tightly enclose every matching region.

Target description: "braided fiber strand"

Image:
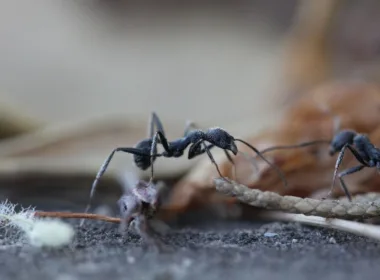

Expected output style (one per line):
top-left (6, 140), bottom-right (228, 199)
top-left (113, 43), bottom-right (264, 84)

top-left (214, 178), bottom-right (380, 219)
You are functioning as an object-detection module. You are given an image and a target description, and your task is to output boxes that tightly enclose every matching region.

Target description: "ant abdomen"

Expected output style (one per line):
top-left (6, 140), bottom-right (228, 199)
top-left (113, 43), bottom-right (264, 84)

top-left (133, 154), bottom-right (152, 170)
top-left (134, 139), bottom-right (154, 170)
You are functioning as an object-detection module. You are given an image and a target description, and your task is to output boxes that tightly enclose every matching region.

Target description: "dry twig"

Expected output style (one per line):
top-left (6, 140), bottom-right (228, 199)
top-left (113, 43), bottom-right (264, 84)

top-left (35, 211), bottom-right (121, 223)
top-left (260, 211), bottom-right (380, 242)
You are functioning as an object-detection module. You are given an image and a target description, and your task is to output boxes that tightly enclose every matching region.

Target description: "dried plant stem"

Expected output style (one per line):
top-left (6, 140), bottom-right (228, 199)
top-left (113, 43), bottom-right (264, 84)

top-left (214, 178), bottom-right (380, 219)
top-left (259, 211), bottom-right (380, 242)
top-left (35, 211), bottom-right (121, 224)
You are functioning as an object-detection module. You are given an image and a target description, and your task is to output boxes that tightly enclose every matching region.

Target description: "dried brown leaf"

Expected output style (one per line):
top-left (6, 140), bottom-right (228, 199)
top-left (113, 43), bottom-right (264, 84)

top-left (168, 80), bottom-right (380, 211)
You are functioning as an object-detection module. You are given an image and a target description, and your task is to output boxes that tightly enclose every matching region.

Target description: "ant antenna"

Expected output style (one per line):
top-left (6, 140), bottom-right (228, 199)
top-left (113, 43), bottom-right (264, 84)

top-left (234, 150), bottom-right (260, 180)
top-left (234, 138), bottom-right (288, 187)
top-left (259, 139), bottom-right (331, 154)
top-left (259, 110), bottom-right (341, 155)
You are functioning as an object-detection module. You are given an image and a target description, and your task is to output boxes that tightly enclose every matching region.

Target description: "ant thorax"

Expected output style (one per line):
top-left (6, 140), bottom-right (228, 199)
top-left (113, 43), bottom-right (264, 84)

top-left (207, 126), bottom-right (226, 133)
top-left (354, 134), bottom-right (375, 154)
top-left (205, 127), bottom-right (234, 146)
top-left (184, 129), bottom-right (206, 142)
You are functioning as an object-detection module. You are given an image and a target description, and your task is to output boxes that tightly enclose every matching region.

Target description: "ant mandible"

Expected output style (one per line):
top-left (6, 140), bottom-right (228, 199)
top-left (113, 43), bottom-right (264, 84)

top-left (258, 116), bottom-right (380, 202)
top-left (83, 112), bottom-right (288, 216)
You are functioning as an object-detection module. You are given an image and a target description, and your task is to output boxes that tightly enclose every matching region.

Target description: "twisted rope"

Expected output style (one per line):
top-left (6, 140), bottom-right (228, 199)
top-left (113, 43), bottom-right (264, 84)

top-left (214, 178), bottom-right (380, 219)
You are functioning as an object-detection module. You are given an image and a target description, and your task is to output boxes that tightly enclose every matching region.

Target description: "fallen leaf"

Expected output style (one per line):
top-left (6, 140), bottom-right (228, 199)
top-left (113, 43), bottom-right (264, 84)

top-left (167, 80), bottom-right (380, 211)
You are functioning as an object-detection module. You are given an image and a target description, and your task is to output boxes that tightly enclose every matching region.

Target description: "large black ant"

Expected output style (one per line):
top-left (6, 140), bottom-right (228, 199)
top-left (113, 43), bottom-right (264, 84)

top-left (82, 112), bottom-right (288, 217)
top-left (258, 116), bottom-right (380, 202)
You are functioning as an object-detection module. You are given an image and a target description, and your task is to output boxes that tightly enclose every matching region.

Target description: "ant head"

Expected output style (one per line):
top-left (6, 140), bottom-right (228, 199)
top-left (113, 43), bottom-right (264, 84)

top-left (133, 155), bottom-right (153, 170)
top-left (329, 129), bottom-right (357, 155)
top-left (207, 127), bottom-right (238, 155)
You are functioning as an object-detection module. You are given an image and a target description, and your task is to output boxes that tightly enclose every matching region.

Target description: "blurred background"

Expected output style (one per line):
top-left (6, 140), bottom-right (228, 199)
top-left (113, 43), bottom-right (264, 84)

top-left (0, 0), bottom-right (298, 128)
top-left (0, 0), bottom-right (380, 215)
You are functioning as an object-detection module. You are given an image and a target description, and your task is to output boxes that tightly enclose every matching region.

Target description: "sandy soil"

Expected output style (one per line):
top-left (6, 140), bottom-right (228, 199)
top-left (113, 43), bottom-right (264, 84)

top-left (1, 219), bottom-right (379, 280)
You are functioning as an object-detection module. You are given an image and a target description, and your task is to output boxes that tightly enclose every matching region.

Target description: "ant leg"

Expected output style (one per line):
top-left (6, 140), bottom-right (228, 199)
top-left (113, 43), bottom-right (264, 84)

top-left (148, 112), bottom-right (166, 139)
top-left (327, 144), bottom-right (369, 199)
top-left (188, 141), bottom-right (214, 159)
top-left (337, 165), bottom-right (365, 201)
top-left (81, 147), bottom-right (150, 226)
top-left (149, 133), bottom-right (160, 182)
top-left (149, 131), bottom-right (172, 182)
top-left (346, 145), bottom-right (370, 166)
top-left (259, 140), bottom-right (330, 154)
top-left (235, 139), bottom-right (288, 188)
top-left (202, 144), bottom-right (231, 183)
top-left (327, 144), bottom-right (348, 199)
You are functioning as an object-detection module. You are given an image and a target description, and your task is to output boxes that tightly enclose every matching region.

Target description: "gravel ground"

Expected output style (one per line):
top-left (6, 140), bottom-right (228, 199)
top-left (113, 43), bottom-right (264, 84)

top-left (1, 219), bottom-right (380, 280)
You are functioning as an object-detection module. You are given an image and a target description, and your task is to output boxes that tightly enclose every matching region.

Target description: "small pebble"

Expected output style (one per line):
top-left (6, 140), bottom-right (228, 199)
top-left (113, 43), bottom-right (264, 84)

top-left (292, 239), bottom-right (298, 243)
top-left (264, 232), bottom-right (278, 238)
top-left (329, 237), bottom-right (337, 244)
top-left (127, 256), bottom-right (135, 264)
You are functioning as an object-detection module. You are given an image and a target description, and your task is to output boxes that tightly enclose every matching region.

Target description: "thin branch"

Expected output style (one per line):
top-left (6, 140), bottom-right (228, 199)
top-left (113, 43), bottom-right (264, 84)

top-left (35, 211), bottom-right (121, 224)
top-left (260, 211), bottom-right (380, 242)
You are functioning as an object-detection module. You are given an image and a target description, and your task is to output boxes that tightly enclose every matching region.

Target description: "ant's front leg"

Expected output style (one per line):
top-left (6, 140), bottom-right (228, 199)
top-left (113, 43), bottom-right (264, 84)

top-left (188, 140), bottom-right (214, 160)
top-left (327, 144), bottom-right (368, 200)
top-left (189, 140), bottom-right (231, 183)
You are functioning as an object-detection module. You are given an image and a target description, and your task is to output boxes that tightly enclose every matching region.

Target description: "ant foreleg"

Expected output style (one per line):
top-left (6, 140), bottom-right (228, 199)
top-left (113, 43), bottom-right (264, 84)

top-left (328, 144), bottom-right (349, 199)
top-left (327, 144), bottom-right (368, 200)
top-left (188, 141), bottom-right (214, 159)
top-left (346, 145), bottom-right (370, 166)
top-left (202, 142), bottom-right (231, 183)
top-left (337, 165), bottom-right (365, 201)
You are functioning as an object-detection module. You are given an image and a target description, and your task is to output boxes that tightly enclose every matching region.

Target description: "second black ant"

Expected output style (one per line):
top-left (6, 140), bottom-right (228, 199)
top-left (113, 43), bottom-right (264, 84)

top-left (258, 116), bottom-right (380, 202)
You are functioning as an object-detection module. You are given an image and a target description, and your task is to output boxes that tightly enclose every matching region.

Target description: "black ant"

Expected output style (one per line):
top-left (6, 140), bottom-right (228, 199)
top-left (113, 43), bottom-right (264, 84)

top-left (82, 112), bottom-right (288, 217)
top-left (258, 116), bottom-right (380, 202)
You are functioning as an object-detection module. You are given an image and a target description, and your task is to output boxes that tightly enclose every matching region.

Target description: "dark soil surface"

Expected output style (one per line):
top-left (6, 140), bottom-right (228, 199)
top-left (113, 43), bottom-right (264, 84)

top-left (2, 219), bottom-right (380, 280)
